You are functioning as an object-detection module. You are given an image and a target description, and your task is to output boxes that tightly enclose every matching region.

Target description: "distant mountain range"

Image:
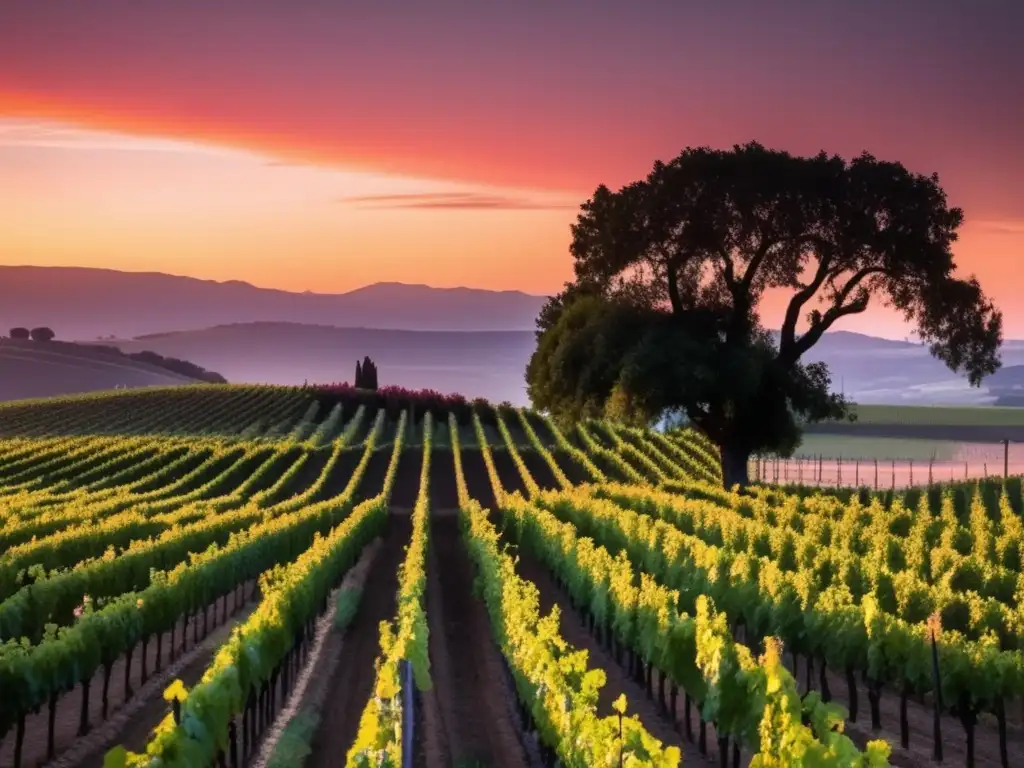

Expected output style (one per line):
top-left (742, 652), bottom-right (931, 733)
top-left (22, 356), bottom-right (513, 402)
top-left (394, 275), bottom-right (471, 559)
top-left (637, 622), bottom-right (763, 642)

top-left (0, 266), bottom-right (548, 339)
top-left (2, 266), bottom-right (1022, 406)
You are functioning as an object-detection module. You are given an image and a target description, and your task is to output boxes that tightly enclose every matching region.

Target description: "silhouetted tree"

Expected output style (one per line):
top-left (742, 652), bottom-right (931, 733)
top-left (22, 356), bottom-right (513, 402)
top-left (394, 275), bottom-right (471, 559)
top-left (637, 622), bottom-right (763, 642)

top-left (355, 360), bottom-right (364, 388)
top-left (9, 327), bottom-right (29, 340)
top-left (360, 355), bottom-right (379, 390)
top-left (30, 327), bottom-right (55, 342)
top-left (529, 142), bottom-right (1002, 488)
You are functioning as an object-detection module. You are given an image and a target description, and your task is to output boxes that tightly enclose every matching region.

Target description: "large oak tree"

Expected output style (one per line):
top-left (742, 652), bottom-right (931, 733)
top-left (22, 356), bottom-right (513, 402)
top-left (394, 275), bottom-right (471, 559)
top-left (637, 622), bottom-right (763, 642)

top-left (527, 143), bottom-right (1002, 488)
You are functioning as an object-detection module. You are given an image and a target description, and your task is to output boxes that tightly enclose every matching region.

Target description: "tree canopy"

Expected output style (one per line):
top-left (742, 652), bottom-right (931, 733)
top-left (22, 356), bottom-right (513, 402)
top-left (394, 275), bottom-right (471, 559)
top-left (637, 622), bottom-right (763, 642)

top-left (527, 142), bottom-right (1002, 487)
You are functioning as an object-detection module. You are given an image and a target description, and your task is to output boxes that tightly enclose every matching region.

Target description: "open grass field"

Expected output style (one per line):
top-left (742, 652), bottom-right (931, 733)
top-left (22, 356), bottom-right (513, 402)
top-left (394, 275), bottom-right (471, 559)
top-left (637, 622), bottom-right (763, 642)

top-left (1, 385), bottom-right (1023, 767)
top-left (806, 402), bottom-right (1024, 445)
top-left (845, 404), bottom-right (1024, 427)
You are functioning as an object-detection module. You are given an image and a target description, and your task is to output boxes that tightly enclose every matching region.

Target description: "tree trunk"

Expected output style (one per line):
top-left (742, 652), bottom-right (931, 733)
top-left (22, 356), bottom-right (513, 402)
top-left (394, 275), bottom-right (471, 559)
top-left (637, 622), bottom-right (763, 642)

top-left (720, 443), bottom-right (751, 489)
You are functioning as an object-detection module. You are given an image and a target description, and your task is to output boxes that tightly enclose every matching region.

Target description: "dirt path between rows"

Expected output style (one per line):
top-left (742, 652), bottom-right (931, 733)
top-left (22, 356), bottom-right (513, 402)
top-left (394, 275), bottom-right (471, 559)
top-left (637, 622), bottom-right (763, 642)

top-left (490, 451), bottom-right (527, 498)
top-left (249, 538), bottom-right (383, 768)
top-left (418, 510), bottom-right (531, 768)
top-left (305, 513), bottom-right (410, 768)
top-left (508, 542), bottom-right (703, 765)
top-left (519, 450), bottom-right (560, 491)
top-left (459, 451), bottom-right (497, 510)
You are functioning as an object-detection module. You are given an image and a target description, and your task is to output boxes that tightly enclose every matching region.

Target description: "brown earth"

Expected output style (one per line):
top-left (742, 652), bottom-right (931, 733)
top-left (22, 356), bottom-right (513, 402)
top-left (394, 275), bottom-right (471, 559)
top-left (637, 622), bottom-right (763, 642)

top-left (313, 447), bottom-right (365, 501)
top-left (427, 450), bottom-right (460, 510)
top-left (508, 542), bottom-right (703, 764)
top-left (458, 450), bottom-right (497, 510)
top-left (249, 538), bottom-right (384, 768)
top-left (271, 449), bottom-right (331, 502)
top-left (390, 448), bottom-right (424, 509)
top-left (489, 451), bottom-right (527, 498)
top-left (418, 510), bottom-right (530, 768)
top-left (352, 449), bottom-right (392, 504)
top-left (518, 450), bottom-right (561, 491)
top-left (305, 513), bottom-right (410, 768)
top-left (520, 412), bottom-right (557, 448)
top-left (551, 449), bottom-right (597, 485)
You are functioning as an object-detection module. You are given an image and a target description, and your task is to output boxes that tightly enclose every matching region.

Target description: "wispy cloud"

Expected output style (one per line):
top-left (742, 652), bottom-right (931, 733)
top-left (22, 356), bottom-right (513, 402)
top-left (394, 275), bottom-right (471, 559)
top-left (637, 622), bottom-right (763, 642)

top-left (0, 118), bottom-right (227, 155)
top-left (338, 191), bottom-right (578, 211)
top-left (968, 220), bottom-right (1024, 235)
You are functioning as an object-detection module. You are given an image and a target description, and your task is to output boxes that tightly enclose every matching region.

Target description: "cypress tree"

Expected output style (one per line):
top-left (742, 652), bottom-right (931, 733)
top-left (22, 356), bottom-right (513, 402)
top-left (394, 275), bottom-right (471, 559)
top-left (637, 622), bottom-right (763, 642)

top-left (355, 360), bottom-right (363, 388)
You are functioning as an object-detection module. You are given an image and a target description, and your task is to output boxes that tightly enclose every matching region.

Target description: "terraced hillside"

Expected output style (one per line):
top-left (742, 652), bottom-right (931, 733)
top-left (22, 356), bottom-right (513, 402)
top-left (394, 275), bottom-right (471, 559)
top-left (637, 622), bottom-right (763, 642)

top-left (0, 386), bottom-right (1021, 767)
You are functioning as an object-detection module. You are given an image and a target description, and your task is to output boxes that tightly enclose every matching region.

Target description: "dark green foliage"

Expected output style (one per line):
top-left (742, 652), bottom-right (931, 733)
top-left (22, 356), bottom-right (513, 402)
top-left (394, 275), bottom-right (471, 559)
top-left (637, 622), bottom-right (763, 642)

top-left (354, 356), bottom-right (379, 390)
top-left (126, 349), bottom-right (226, 383)
top-left (29, 327), bottom-right (55, 342)
top-left (8, 327), bottom-right (29, 340)
top-left (529, 142), bottom-right (1003, 487)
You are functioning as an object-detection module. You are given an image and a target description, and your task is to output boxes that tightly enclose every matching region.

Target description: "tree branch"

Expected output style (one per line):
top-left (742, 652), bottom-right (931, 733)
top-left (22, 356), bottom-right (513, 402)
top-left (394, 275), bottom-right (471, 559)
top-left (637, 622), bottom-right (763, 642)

top-left (779, 254), bottom-right (832, 357)
top-left (788, 293), bottom-right (870, 359)
top-left (831, 265), bottom-right (887, 307)
top-left (665, 254), bottom-right (684, 315)
top-left (739, 236), bottom-right (779, 291)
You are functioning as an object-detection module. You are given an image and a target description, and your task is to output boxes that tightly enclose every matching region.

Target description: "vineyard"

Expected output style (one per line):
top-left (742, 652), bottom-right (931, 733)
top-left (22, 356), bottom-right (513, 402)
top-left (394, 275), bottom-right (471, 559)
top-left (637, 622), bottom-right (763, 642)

top-left (0, 386), bottom-right (1022, 767)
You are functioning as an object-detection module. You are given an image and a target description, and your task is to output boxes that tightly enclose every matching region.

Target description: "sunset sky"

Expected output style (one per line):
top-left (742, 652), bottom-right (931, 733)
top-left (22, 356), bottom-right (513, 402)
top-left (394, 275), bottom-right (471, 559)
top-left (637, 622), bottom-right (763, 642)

top-left (1, 1), bottom-right (1022, 337)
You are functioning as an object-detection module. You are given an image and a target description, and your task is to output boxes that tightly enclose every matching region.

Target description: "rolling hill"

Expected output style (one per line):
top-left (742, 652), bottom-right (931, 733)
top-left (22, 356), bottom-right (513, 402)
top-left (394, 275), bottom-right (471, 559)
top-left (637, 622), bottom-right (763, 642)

top-left (107, 322), bottom-right (536, 405)
top-left (0, 338), bottom-right (204, 401)
top-left (93, 324), bottom-right (1024, 408)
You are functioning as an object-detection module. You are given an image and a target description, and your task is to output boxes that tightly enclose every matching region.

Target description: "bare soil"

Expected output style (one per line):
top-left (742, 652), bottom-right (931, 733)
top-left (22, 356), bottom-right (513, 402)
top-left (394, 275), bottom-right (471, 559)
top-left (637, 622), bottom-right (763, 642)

top-left (273, 449), bottom-right (331, 502)
top-left (518, 450), bottom-right (560, 491)
top-left (0, 582), bottom-right (258, 768)
top-left (418, 511), bottom-right (530, 768)
top-left (314, 447), bottom-right (365, 501)
top-left (500, 417), bottom-right (531, 450)
top-left (508, 543), bottom-right (702, 763)
top-left (352, 449), bottom-right (392, 503)
top-left (344, 410), bottom-right (374, 447)
top-left (490, 451), bottom-right (527, 498)
top-left (427, 450), bottom-right (459, 510)
top-left (459, 450), bottom-right (497, 510)
top-left (390, 448), bottom-right (424, 509)
top-left (521, 412), bottom-right (557, 448)
top-left (249, 538), bottom-right (383, 768)
top-left (305, 514), bottom-right (410, 768)
top-left (551, 450), bottom-right (596, 486)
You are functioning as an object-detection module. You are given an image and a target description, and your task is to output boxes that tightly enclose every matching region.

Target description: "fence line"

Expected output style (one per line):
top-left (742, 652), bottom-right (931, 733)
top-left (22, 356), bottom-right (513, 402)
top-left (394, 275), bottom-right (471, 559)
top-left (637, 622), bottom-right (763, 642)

top-left (750, 453), bottom-right (1024, 490)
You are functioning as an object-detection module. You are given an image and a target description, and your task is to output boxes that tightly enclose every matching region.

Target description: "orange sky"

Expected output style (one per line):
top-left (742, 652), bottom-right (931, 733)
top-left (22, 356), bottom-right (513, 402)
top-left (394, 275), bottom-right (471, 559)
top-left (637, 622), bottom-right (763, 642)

top-left (0, 2), bottom-right (1021, 338)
